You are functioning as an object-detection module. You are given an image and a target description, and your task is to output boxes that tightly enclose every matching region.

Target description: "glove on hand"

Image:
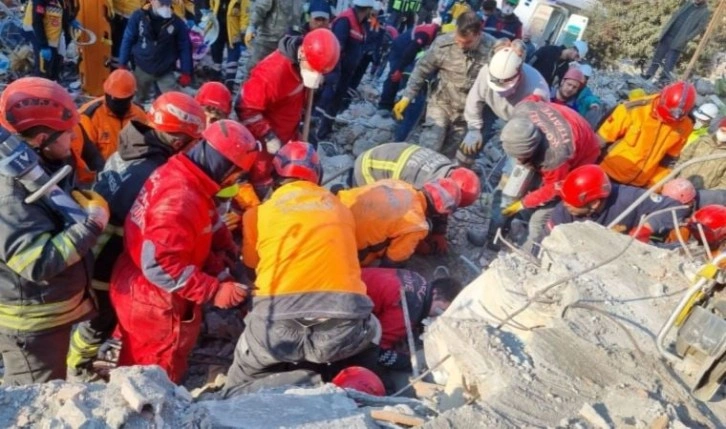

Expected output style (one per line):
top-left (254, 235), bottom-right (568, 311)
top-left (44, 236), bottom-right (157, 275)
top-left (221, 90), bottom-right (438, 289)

top-left (392, 97), bottom-right (410, 120)
top-left (390, 70), bottom-right (403, 83)
top-left (244, 27), bottom-right (256, 46)
top-left (427, 233), bottom-right (449, 254)
top-left (264, 132), bottom-right (282, 154)
top-left (40, 48), bottom-right (52, 62)
top-left (459, 129), bottom-right (483, 156)
top-left (501, 200), bottom-right (524, 217)
top-left (629, 224), bottom-right (653, 243)
top-left (178, 73), bottom-right (192, 87)
top-left (212, 281), bottom-right (249, 309)
top-left (222, 212), bottom-right (241, 231)
top-left (72, 190), bottom-right (110, 229)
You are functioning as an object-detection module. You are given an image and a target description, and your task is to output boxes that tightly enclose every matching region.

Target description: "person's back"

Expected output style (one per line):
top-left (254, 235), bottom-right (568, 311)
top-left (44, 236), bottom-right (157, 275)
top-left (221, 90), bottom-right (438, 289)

top-left (677, 133), bottom-right (726, 190)
top-left (353, 143), bottom-right (454, 187)
top-left (338, 179), bottom-right (430, 266)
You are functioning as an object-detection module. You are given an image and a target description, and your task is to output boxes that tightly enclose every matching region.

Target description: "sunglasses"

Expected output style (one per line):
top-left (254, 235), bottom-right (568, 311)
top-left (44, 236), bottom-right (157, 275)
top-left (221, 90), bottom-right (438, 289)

top-left (489, 72), bottom-right (520, 87)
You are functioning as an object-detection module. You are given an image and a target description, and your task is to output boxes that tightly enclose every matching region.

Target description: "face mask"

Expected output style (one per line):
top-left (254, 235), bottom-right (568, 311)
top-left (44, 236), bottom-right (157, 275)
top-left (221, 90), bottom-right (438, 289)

top-left (301, 68), bottom-right (323, 89)
top-left (153, 5), bottom-right (173, 19)
top-left (497, 86), bottom-right (517, 97)
top-left (717, 129), bottom-right (726, 144)
top-left (501, 5), bottom-right (515, 15)
top-left (105, 94), bottom-right (132, 117)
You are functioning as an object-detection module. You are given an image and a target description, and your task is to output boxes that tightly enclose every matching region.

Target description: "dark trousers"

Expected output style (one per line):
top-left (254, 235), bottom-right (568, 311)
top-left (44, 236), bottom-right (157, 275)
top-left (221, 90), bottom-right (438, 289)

top-left (394, 89), bottom-right (427, 142)
top-left (645, 37), bottom-right (682, 78)
top-left (0, 326), bottom-right (71, 385)
top-left (109, 15), bottom-right (128, 66)
top-left (67, 289), bottom-right (116, 371)
top-left (33, 43), bottom-right (62, 81)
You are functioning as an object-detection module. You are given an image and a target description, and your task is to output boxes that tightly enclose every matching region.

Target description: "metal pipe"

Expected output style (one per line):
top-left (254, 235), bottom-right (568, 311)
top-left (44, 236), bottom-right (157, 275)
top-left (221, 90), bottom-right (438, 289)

top-left (301, 88), bottom-right (314, 142)
top-left (400, 286), bottom-right (421, 378)
top-left (607, 153), bottom-right (726, 229)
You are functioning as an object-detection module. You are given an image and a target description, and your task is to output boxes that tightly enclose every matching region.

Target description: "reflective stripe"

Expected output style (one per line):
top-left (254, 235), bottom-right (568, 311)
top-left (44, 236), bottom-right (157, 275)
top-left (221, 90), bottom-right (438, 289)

top-left (0, 291), bottom-right (93, 331)
top-left (361, 145), bottom-right (419, 184)
top-left (392, 145), bottom-right (419, 180)
top-left (141, 240), bottom-right (196, 292)
top-left (6, 233), bottom-right (51, 274)
top-left (67, 328), bottom-right (100, 368)
top-left (51, 233), bottom-right (81, 266)
top-left (91, 279), bottom-right (110, 291)
top-left (92, 224), bottom-right (124, 258)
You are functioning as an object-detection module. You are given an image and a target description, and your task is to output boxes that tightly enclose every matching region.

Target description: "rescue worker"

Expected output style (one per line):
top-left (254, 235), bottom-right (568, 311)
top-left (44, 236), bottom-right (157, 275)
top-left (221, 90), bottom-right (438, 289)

top-left (196, 81), bottom-right (233, 127)
top-left (70, 69), bottom-right (147, 185)
top-left (499, 97), bottom-right (601, 248)
top-left (118, 0), bottom-right (193, 102)
top-left (686, 205), bottom-right (726, 251)
top-left (237, 28), bottom-right (340, 185)
top-left (225, 141), bottom-right (378, 391)
top-left (522, 30), bottom-right (536, 61)
top-left (350, 4), bottom-right (389, 93)
top-left (315, 0), bottom-right (375, 140)
top-left (483, 0), bottom-right (522, 41)
top-left (686, 102), bottom-right (719, 146)
top-left (0, 77), bottom-right (109, 385)
top-left (377, 22), bottom-right (439, 113)
top-left (598, 81), bottom-right (696, 188)
top-left (110, 120), bottom-right (259, 383)
top-left (337, 178), bottom-right (462, 267)
top-left (362, 268), bottom-right (462, 371)
top-left (549, 165), bottom-right (688, 242)
top-left (572, 64), bottom-right (603, 128)
top-left (353, 142), bottom-right (482, 208)
top-left (107, 0), bottom-right (143, 69)
top-left (24, 0), bottom-right (78, 81)
top-left (393, 11), bottom-right (493, 159)
top-left (66, 92), bottom-right (206, 379)
top-left (676, 118), bottom-right (726, 190)
top-left (642, 0), bottom-right (711, 81)
top-left (200, 0), bottom-right (249, 91)
top-left (461, 43), bottom-right (549, 167)
top-left (661, 178), bottom-right (726, 210)
top-left (387, 0), bottom-right (421, 33)
top-left (293, 0), bottom-right (332, 35)
top-left (243, 0), bottom-right (305, 75)
top-left (528, 40), bottom-right (587, 87)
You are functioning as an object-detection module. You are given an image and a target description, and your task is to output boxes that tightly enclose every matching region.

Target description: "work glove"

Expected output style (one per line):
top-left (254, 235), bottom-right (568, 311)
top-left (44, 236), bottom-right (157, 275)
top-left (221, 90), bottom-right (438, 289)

top-left (459, 129), bottom-right (483, 156)
top-left (244, 27), bottom-right (255, 46)
top-left (501, 200), bottom-right (524, 217)
top-left (416, 233), bottom-right (448, 255)
top-left (72, 190), bottom-right (110, 230)
top-left (392, 97), bottom-right (410, 120)
top-left (70, 19), bottom-right (82, 30)
top-left (629, 224), bottom-right (653, 243)
top-left (263, 131), bottom-right (282, 155)
top-left (40, 48), bottom-right (52, 62)
top-left (390, 70), bottom-right (403, 83)
top-left (212, 281), bottom-right (249, 309)
top-left (178, 73), bottom-right (192, 87)
top-left (222, 212), bottom-right (241, 231)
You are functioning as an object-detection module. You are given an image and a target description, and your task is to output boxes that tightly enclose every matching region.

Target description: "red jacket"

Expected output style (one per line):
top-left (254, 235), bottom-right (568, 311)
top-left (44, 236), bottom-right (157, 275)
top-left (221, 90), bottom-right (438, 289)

top-left (362, 268), bottom-right (430, 350)
top-left (110, 154), bottom-right (236, 382)
top-left (516, 98), bottom-right (601, 208)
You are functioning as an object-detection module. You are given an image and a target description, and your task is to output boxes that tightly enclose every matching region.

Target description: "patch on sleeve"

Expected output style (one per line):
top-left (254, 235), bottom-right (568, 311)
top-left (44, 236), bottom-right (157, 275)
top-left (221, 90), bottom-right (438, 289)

top-left (649, 194), bottom-right (663, 203)
top-left (35, 4), bottom-right (46, 14)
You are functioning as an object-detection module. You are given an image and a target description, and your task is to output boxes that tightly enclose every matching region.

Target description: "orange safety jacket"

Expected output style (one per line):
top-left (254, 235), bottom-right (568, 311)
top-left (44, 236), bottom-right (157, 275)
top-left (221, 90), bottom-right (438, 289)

top-left (242, 180), bottom-right (371, 320)
top-left (598, 95), bottom-right (693, 188)
top-left (337, 180), bottom-right (430, 266)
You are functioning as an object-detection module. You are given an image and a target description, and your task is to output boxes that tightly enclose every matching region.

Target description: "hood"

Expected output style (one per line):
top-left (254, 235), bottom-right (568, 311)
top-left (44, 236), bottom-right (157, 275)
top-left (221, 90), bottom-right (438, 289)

top-left (117, 120), bottom-right (176, 161)
top-left (278, 35), bottom-right (303, 63)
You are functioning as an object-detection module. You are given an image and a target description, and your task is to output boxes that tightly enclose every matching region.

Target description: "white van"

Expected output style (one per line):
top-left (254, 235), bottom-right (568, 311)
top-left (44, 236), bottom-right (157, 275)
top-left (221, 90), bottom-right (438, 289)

top-left (513, 0), bottom-right (599, 48)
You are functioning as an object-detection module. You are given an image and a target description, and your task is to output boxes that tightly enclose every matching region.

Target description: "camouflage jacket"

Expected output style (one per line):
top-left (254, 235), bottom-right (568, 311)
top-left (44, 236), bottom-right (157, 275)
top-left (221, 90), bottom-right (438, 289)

top-left (249, 0), bottom-right (303, 40)
top-left (403, 32), bottom-right (494, 112)
top-left (676, 134), bottom-right (726, 190)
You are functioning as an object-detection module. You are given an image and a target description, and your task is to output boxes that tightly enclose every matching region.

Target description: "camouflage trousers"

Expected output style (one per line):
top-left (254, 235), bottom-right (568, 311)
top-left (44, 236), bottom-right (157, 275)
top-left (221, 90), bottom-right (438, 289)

top-left (418, 100), bottom-right (468, 160)
top-left (243, 38), bottom-right (279, 76)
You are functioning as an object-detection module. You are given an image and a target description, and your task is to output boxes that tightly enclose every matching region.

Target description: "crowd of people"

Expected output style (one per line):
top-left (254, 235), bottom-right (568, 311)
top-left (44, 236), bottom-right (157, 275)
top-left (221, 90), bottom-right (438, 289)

top-left (0, 0), bottom-right (723, 397)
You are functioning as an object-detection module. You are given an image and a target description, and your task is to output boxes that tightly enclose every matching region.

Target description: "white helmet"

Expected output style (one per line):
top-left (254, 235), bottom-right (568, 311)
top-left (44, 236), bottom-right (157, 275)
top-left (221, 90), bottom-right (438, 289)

top-left (572, 40), bottom-right (588, 59)
top-left (353, 0), bottom-right (376, 7)
top-left (579, 64), bottom-right (593, 78)
top-left (693, 103), bottom-right (719, 122)
top-left (487, 47), bottom-right (523, 92)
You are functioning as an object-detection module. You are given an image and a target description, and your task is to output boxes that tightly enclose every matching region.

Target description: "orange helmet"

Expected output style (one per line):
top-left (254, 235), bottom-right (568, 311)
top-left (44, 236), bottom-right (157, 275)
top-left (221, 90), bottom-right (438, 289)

top-left (423, 178), bottom-right (461, 215)
top-left (0, 77), bottom-right (79, 133)
top-left (449, 167), bottom-right (481, 207)
top-left (273, 141), bottom-right (322, 184)
top-left (103, 69), bottom-right (137, 99)
top-left (332, 366), bottom-right (385, 396)
top-left (147, 92), bottom-right (205, 139)
top-left (301, 28), bottom-right (341, 73)
top-left (202, 120), bottom-right (259, 172)
top-left (688, 205), bottom-right (726, 248)
top-left (195, 82), bottom-right (232, 116)
top-left (656, 81), bottom-right (696, 123)
top-left (560, 165), bottom-right (612, 208)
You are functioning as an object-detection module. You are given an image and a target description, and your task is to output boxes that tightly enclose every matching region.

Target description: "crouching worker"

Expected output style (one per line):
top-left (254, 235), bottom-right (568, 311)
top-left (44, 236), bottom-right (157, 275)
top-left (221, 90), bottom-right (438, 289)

top-left (362, 268), bottom-right (462, 371)
top-left (0, 78), bottom-right (108, 385)
top-left (548, 165), bottom-right (688, 242)
top-left (110, 120), bottom-right (260, 383)
top-left (337, 178), bottom-right (461, 267)
top-left (224, 142), bottom-right (379, 395)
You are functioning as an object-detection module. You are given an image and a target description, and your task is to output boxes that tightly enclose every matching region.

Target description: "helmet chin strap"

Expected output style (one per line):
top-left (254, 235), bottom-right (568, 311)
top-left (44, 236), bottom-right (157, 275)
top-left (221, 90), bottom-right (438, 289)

top-left (37, 130), bottom-right (63, 153)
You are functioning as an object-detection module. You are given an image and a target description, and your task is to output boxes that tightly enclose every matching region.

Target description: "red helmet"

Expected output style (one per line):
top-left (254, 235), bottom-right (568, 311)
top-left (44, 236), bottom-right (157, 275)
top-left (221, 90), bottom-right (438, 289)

top-left (195, 82), bottom-right (232, 116)
top-left (689, 205), bottom-right (726, 248)
top-left (656, 81), bottom-right (696, 123)
top-left (301, 28), bottom-right (341, 74)
top-left (273, 141), bottom-right (322, 184)
top-left (0, 77), bottom-right (79, 133)
top-left (147, 92), bottom-right (205, 139)
top-left (448, 167), bottom-right (481, 207)
top-left (661, 178), bottom-right (696, 205)
top-left (423, 178), bottom-right (461, 215)
top-left (560, 164), bottom-right (612, 208)
top-left (332, 366), bottom-right (385, 396)
top-left (385, 25), bottom-right (399, 40)
top-left (562, 67), bottom-right (586, 86)
top-left (202, 120), bottom-right (260, 172)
